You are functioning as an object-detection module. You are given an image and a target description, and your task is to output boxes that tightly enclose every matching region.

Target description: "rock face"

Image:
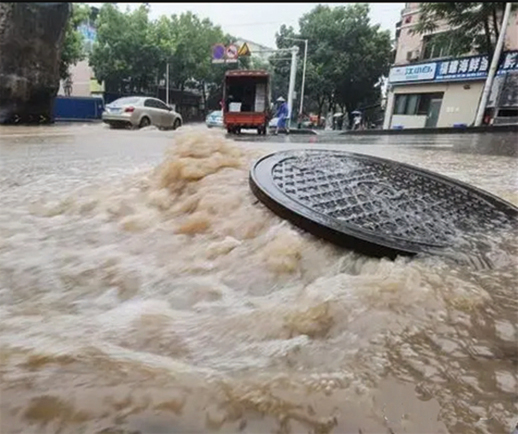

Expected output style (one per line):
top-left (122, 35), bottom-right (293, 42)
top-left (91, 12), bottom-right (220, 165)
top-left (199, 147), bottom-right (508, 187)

top-left (0, 3), bottom-right (70, 124)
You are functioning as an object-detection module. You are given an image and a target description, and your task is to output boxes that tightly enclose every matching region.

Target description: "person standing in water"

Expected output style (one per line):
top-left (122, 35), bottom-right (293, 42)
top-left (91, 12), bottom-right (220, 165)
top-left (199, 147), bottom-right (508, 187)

top-left (275, 96), bottom-right (289, 135)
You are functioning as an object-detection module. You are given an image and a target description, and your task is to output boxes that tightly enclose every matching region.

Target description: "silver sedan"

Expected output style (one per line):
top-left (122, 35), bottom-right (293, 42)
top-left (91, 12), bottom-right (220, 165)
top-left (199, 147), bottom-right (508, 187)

top-left (102, 96), bottom-right (183, 130)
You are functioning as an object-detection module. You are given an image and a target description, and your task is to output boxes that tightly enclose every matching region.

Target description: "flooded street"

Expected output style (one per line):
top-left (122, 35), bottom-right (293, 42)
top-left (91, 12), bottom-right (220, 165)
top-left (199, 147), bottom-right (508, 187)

top-left (0, 124), bottom-right (517, 434)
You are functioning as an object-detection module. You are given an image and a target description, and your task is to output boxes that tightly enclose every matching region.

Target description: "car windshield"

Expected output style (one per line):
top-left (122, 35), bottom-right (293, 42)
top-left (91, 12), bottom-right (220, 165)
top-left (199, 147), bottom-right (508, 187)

top-left (109, 97), bottom-right (142, 107)
top-left (210, 111), bottom-right (222, 117)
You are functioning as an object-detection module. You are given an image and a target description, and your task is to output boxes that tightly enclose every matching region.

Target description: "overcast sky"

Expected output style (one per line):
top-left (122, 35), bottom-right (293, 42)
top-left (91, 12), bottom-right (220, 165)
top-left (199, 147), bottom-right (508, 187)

top-left (88, 3), bottom-right (404, 48)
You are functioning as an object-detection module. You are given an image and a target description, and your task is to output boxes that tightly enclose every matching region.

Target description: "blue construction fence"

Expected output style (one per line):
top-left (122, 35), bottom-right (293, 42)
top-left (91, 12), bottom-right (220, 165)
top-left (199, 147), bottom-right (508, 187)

top-left (53, 90), bottom-right (204, 123)
top-left (53, 96), bottom-right (105, 122)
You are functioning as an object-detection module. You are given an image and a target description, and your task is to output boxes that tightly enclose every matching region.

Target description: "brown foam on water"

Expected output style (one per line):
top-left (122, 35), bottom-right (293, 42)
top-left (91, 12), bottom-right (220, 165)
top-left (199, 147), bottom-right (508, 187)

top-left (1, 368), bottom-right (450, 434)
top-left (154, 132), bottom-right (243, 192)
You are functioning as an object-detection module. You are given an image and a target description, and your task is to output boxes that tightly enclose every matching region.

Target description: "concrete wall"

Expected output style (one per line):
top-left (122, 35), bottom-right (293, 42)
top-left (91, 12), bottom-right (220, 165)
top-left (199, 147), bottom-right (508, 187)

top-left (385, 81), bottom-right (484, 128)
top-left (394, 4), bottom-right (424, 65)
top-left (391, 114), bottom-right (427, 128)
top-left (506, 11), bottom-right (518, 51)
top-left (438, 81), bottom-right (484, 127)
top-left (58, 60), bottom-right (93, 97)
top-left (383, 91), bottom-right (395, 129)
top-left (394, 5), bottom-right (518, 66)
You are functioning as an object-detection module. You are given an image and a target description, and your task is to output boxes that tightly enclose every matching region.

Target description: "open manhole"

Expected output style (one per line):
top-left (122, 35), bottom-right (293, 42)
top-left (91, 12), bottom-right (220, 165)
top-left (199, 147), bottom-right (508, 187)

top-left (249, 150), bottom-right (518, 259)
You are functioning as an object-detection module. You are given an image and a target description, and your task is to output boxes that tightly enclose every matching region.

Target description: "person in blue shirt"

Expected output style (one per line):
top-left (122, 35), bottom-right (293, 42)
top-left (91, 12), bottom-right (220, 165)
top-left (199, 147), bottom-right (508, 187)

top-left (275, 96), bottom-right (289, 135)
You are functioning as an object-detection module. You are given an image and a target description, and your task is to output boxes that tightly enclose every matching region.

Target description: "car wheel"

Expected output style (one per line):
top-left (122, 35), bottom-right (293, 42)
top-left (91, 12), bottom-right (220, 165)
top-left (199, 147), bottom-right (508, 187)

top-left (139, 117), bottom-right (151, 128)
top-left (172, 118), bottom-right (181, 130)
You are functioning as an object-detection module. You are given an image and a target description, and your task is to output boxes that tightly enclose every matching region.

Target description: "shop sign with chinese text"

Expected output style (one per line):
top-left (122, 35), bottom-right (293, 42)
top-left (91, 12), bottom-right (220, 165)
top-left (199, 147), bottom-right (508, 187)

top-left (389, 51), bottom-right (518, 84)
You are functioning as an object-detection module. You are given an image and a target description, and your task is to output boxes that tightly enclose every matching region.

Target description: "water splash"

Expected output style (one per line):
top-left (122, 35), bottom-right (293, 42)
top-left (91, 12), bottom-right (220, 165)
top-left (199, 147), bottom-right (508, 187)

top-left (0, 127), bottom-right (517, 433)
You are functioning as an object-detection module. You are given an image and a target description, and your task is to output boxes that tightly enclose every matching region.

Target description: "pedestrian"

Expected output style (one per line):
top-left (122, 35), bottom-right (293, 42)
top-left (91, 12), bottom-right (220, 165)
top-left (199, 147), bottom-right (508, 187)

top-left (352, 111), bottom-right (362, 130)
top-left (337, 114), bottom-right (344, 130)
top-left (275, 96), bottom-right (289, 135)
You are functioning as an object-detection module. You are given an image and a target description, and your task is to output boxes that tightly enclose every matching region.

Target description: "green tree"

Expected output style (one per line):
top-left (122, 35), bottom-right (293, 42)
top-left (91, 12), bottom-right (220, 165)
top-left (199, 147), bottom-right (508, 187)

top-left (412, 3), bottom-right (517, 59)
top-left (300, 4), bottom-right (391, 114)
top-left (60, 3), bottom-right (90, 80)
top-left (167, 13), bottom-right (232, 102)
top-left (155, 12), bottom-right (245, 113)
top-left (269, 25), bottom-right (296, 101)
top-left (272, 4), bottom-right (391, 119)
top-left (89, 4), bottom-right (159, 94)
top-left (89, 4), bottom-right (239, 110)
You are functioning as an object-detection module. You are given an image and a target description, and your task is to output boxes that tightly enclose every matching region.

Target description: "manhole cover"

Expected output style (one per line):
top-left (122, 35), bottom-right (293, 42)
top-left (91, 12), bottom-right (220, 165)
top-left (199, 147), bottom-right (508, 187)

top-left (249, 150), bottom-right (518, 258)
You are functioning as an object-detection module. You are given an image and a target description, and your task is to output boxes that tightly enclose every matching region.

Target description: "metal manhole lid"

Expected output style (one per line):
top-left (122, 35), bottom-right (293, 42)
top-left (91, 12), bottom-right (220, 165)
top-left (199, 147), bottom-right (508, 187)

top-left (249, 150), bottom-right (518, 258)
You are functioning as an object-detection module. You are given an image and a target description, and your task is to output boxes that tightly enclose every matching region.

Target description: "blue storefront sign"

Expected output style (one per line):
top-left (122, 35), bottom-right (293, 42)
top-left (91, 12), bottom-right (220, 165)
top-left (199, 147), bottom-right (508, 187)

top-left (500, 51), bottom-right (518, 72)
top-left (435, 55), bottom-right (489, 81)
top-left (389, 51), bottom-right (518, 84)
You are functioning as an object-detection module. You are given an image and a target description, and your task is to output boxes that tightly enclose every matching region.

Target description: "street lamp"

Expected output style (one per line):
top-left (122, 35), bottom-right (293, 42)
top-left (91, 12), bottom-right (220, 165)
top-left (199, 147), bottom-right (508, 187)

top-left (285, 37), bottom-right (308, 120)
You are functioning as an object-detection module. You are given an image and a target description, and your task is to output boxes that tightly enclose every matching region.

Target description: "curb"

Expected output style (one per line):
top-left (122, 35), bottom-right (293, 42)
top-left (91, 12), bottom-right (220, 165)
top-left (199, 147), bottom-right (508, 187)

top-left (339, 125), bottom-right (518, 136)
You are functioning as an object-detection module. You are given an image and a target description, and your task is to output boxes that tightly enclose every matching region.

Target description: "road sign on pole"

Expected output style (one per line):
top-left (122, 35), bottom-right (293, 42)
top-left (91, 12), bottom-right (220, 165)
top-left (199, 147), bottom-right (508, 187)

top-left (226, 44), bottom-right (239, 63)
top-left (212, 44), bottom-right (226, 64)
top-left (238, 42), bottom-right (251, 57)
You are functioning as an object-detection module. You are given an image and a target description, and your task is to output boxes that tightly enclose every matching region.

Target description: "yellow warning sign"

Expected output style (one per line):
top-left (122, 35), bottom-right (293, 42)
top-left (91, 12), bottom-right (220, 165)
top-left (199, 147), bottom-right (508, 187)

top-left (238, 42), bottom-right (251, 57)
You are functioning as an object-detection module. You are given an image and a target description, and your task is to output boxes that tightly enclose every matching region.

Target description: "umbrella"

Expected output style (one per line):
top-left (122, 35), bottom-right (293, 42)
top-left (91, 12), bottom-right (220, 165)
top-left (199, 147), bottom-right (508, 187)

top-left (351, 110), bottom-right (362, 115)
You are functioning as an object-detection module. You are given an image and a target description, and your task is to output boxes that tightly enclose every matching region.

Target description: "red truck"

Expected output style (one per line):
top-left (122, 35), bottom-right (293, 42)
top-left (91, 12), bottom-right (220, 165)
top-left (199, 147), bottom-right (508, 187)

top-left (223, 70), bottom-right (271, 135)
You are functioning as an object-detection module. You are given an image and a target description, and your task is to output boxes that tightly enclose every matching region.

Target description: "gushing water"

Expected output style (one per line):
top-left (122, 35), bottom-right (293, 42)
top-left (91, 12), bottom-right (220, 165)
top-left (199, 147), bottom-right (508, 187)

top-left (0, 126), bottom-right (517, 434)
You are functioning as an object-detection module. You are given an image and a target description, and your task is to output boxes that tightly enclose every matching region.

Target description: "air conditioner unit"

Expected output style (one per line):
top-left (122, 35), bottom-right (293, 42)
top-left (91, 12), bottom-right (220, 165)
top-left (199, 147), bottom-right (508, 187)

top-left (407, 49), bottom-right (420, 62)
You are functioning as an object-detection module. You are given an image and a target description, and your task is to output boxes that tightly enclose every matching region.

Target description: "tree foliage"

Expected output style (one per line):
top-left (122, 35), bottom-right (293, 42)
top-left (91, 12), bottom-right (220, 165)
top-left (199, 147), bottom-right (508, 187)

top-left (60, 3), bottom-right (90, 80)
top-left (271, 4), bottom-right (391, 118)
top-left (412, 3), bottom-right (517, 59)
top-left (88, 4), bottom-right (247, 110)
top-left (89, 4), bottom-right (160, 94)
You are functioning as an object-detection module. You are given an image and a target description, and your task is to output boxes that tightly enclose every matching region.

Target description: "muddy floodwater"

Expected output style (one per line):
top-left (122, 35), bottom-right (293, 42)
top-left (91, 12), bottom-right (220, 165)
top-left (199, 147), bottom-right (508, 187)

top-left (0, 125), bottom-right (517, 434)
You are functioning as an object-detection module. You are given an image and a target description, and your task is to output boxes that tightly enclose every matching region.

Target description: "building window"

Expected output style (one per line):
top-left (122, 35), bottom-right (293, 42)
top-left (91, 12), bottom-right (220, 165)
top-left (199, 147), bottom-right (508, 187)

top-left (422, 33), bottom-right (452, 60)
top-left (394, 93), bottom-right (444, 115)
top-left (394, 94), bottom-right (408, 115)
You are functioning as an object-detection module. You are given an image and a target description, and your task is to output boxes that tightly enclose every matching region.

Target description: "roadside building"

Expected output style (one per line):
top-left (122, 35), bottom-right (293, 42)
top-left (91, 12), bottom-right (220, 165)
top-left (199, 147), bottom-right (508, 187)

top-left (58, 7), bottom-right (104, 98)
top-left (383, 3), bottom-right (518, 129)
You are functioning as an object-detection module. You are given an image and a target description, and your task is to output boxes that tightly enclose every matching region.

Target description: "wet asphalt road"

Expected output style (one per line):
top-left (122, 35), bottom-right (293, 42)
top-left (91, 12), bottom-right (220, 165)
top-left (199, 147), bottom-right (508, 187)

top-left (1, 121), bottom-right (517, 156)
top-left (1, 122), bottom-right (516, 200)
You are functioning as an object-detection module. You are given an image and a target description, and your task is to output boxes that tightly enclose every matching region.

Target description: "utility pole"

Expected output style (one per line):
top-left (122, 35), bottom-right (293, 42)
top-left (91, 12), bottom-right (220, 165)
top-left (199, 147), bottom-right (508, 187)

top-left (166, 63), bottom-right (170, 106)
top-left (474, 2), bottom-right (512, 126)
top-left (300, 39), bottom-right (308, 118)
top-left (285, 37), bottom-right (309, 119)
top-left (287, 45), bottom-right (299, 131)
